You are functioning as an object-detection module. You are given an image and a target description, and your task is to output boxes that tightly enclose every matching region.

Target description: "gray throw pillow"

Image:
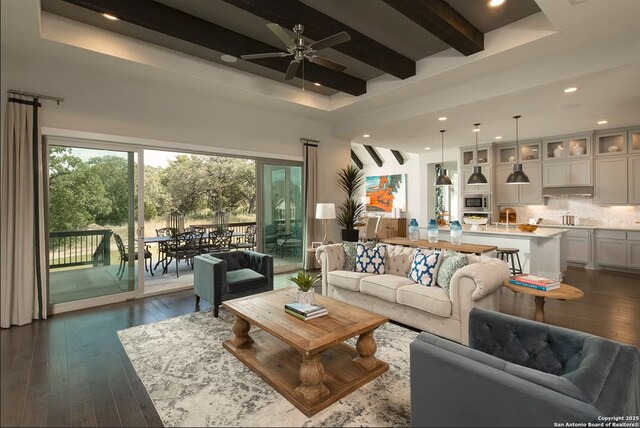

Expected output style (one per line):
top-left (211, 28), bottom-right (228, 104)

top-left (436, 250), bottom-right (468, 293)
top-left (343, 241), bottom-right (375, 271)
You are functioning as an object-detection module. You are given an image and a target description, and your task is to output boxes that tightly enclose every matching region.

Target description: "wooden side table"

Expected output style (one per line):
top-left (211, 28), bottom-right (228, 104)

top-left (503, 279), bottom-right (584, 323)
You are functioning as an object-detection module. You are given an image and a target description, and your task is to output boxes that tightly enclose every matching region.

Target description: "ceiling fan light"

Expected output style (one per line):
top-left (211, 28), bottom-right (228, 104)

top-left (467, 166), bottom-right (488, 184)
top-left (506, 164), bottom-right (530, 184)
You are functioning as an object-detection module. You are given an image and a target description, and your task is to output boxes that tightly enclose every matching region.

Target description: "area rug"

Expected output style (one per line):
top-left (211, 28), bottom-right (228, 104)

top-left (118, 309), bottom-right (417, 427)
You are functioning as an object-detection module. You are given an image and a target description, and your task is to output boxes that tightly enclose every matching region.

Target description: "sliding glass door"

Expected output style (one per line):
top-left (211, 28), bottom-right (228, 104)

top-left (47, 140), bottom-right (144, 310)
top-left (257, 160), bottom-right (304, 273)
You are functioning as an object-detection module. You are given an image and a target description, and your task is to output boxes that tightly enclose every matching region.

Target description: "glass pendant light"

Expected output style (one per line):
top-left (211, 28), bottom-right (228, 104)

top-left (467, 123), bottom-right (488, 184)
top-left (506, 115), bottom-right (530, 185)
top-left (435, 130), bottom-right (452, 186)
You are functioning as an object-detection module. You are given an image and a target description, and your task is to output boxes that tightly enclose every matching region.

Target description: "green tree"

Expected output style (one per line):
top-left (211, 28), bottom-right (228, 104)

top-left (87, 155), bottom-right (129, 225)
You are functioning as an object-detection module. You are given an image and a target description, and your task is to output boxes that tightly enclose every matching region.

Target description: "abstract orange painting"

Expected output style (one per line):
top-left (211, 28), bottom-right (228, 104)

top-left (365, 174), bottom-right (406, 212)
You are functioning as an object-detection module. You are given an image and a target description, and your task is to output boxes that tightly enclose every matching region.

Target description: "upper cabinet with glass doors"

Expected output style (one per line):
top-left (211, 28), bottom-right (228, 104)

top-left (461, 144), bottom-right (491, 167)
top-left (544, 133), bottom-right (592, 160)
top-left (595, 128), bottom-right (640, 156)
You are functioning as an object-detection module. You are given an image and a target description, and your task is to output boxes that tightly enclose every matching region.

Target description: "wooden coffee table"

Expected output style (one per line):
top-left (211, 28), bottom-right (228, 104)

top-left (503, 279), bottom-right (584, 323)
top-left (222, 287), bottom-right (389, 417)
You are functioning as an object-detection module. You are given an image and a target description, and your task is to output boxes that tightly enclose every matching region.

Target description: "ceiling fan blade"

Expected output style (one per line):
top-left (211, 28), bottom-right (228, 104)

top-left (241, 52), bottom-right (290, 60)
top-left (309, 31), bottom-right (351, 51)
top-left (284, 60), bottom-right (300, 80)
top-left (266, 23), bottom-right (293, 49)
top-left (309, 55), bottom-right (346, 72)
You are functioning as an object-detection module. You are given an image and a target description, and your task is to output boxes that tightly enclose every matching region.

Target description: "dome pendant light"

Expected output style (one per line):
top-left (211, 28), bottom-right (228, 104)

top-left (467, 123), bottom-right (488, 184)
top-left (506, 115), bottom-right (530, 185)
top-left (435, 130), bottom-right (452, 186)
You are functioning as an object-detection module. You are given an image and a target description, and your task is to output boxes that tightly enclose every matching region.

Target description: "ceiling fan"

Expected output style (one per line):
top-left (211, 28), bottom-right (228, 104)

top-left (241, 23), bottom-right (351, 80)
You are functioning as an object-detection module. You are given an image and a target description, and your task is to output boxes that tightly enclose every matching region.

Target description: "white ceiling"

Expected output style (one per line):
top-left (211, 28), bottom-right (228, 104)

top-left (2, 0), bottom-right (640, 157)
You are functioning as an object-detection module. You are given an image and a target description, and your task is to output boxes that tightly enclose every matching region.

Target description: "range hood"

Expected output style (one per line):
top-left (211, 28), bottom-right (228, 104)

top-left (542, 186), bottom-right (594, 198)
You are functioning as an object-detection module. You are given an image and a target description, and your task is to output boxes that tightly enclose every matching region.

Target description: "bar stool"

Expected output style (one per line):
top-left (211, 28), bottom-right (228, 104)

top-left (496, 248), bottom-right (523, 276)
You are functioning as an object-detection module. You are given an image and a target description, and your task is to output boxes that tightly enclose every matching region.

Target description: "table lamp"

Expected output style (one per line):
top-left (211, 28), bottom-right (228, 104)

top-left (315, 203), bottom-right (336, 244)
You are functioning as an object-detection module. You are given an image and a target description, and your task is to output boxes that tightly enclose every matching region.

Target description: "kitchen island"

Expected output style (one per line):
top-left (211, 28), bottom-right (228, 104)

top-left (420, 225), bottom-right (567, 280)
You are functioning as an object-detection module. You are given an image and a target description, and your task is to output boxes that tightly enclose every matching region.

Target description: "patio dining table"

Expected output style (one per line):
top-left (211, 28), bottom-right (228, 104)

top-left (143, 235), bottom-right (174, 271)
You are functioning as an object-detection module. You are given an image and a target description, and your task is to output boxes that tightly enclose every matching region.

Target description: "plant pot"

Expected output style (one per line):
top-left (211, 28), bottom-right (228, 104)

top-left (341, 228), bottom-right (359, 242)
top-left (296, 288), bottom-right (315, 305)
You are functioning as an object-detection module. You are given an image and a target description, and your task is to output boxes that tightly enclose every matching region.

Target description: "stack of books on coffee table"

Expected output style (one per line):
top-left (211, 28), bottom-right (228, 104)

top-left (509, 274), bottom-right (561, 291)
top-left (284, 302), bottom-right (328, 321)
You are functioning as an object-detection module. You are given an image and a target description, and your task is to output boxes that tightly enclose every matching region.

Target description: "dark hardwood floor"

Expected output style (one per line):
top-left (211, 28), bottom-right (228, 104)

top-left (1, 268), bottom-right (638, 427)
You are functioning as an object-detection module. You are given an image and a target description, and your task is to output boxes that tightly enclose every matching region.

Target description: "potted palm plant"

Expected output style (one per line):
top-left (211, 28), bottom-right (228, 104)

top-left (336, 165), bottom-right (364, 242)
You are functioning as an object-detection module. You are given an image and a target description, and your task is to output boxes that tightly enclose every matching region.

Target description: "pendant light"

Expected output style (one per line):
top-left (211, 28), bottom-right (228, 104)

top-left (506, 115), bottom-right (530, 185)
top-left (435, 130), bottom-right (452, 186)
top-left (467, 123), bottom-right (488, 184)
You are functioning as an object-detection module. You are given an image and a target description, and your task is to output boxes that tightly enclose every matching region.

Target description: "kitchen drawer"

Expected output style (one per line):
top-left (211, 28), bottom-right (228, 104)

top-left (566, 229), bottom-right (590, 238)
top-left (627, 231), bottom-right (640, 241)
top-left (597, 230), bottom-right (626, 240)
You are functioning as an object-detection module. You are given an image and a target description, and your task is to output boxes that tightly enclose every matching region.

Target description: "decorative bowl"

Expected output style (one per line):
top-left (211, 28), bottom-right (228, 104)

top-left (517, 223), bottom-right (538, 232)
top-left (464, 217), bottom-right (488, 231)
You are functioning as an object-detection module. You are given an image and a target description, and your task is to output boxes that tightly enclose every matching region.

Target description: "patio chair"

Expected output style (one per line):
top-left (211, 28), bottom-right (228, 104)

top-left (273, 226), bottom-right (302, 258)
top-left (164, 230), bottom-right (203, 277)
top-left (154, 227), bottom-right (177, 271)
top-left (204, 229), bottom-right (233, 253)
top-left (113, 233), bottom-right (153, 279)
top-left (233, 224), bottom-right (257, 251)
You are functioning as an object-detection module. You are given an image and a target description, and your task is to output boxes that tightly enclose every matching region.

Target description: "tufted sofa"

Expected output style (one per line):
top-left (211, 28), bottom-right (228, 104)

top-left (410, 308), bottom-right (640, 427)
top-left (316, 243), bottom-right (510, 345)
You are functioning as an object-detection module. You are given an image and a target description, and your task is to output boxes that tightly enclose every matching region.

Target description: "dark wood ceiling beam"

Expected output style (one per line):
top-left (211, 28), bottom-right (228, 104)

top-left (382, 0), bottom-right (484, 56)
top-left (391, 150), bottom-right (405, 165)
top-left (363, 145), bottom-right (383, 167)
top-left (222, 0), bottom-right (416, 79)
top-left (351, 150), bottom-right (363, 169)
top-left (62, 0), bottom-right (366, 96)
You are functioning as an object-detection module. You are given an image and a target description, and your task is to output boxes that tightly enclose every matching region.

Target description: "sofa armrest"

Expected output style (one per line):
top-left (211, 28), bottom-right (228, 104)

top-left (193, 254), bottom-right (227, 306)
top-left (316, 243), bottom-right (345, 295)
top-left (246, 251), bottom-right (274, 289)
top-left (450, 258), bottom-right (509, 302)
top-left (410, 332), bottom-right (600, 427)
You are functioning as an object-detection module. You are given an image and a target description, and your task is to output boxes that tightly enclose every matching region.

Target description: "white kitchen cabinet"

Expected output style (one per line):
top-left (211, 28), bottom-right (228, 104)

top-left (461, 145), bottom-right (491, 167)
top-left (518, 164), bottom-right (543, 205)
top-left (542, 162), bottom-right (567, 186)
top-left (596, 238), bottom-right (627, 268)
top-left (629, 129), bottom-right (640, 153)
top-left (629, 155), bottom-right (640, 204)
top-left (566, 159), bottom-right (592, 185)
top-left (595, 157), bottom-right (628, 204)
top-left (595, 131), bottom-right (627, 156)
top-left (628, 240), bottom-right (640, 269)
top-left (495, 165), bottom-right (518, 204)
top-left (544, 133), bottom-right (591, 160)
top-left (566, 229), bottom-right (591, 264)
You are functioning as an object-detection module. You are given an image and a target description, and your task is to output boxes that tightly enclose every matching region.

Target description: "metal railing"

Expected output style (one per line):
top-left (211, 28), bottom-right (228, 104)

top-left (49, 229), bottom-right (112, 268)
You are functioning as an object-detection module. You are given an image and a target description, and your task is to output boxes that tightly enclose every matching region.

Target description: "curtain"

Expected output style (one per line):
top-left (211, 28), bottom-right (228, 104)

top-left (1, 94), bottom-right (48, 328)
top-left (302, 139), bottom-right (318, 270)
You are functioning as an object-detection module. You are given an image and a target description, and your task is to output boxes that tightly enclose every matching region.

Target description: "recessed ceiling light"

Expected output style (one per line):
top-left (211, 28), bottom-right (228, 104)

top-left (424, 147), bottom-right (431, 150)
top-left (438, 117), bottom-right (447, 121)
top-left (597, 120), bottom-right (608, 125)
top-left (564, 87), bottom-right (577, 93)
top-left (313, 82), bottom-right (322, 87)
top-left (362, 134), bottom-right (371, 138)
top-left (495, 136), bottom-right (503, 140)
top-left (488, 0), bottom-right (506, 7)
top-left (102, 13), bottom-right (119, 21)
top-left (221, 54), bottom-right (238, 63)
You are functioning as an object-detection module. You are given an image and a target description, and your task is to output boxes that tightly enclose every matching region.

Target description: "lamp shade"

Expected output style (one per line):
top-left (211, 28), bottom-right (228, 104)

top-left (506, 164), bottom-right (530, 184)
top-left (467, 166), bottom-right (488, 184)
top-left (315, 203), bottom-right (336, 219)
top-left (435, 169), bottom-right (452, 186)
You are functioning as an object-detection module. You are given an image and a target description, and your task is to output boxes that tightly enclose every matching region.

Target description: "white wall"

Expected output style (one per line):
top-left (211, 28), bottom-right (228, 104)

top-left (355, 148), bottom-right (425, 226)
top-left (1, 47), bottom-right (351, 243)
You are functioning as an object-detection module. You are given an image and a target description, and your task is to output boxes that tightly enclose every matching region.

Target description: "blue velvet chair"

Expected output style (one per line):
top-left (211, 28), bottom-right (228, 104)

top-left (193, 251), bottom-right (273, 317)
top-left (410, 308), bottom-right (640, 427)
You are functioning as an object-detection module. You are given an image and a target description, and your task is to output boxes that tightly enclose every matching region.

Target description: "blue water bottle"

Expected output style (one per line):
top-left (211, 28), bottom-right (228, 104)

top-left (409, 218), bottom-right (420, 242)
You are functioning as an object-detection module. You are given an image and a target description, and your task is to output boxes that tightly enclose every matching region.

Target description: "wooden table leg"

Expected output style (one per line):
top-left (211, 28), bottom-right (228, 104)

top-left (353, 329), bottom-right (378, 370)
top-left (534, 296), bottom-right (545, 323)
top-left (295, 354), bottom-right (329, 403)
top-left (229, 315), bottom-right (253, 348)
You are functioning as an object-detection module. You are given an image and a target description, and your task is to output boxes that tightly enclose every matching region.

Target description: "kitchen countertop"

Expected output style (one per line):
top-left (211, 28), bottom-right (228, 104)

top-left (431, 225), bottom-right (566, 238)
top-left (539, 224), bottom-right (640, 232)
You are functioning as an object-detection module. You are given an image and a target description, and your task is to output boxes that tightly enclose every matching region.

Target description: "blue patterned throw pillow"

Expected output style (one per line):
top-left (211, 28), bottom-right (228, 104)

top-left (408, 249), bottom-right (442, 287)
top-left (355, 243), bottom-right (386, 274)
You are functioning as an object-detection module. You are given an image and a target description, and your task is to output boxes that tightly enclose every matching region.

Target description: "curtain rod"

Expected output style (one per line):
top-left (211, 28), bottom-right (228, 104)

top-left (8, 89), bottom-right (64, 105)
top-left (300, 138), bottom-right (320, 143)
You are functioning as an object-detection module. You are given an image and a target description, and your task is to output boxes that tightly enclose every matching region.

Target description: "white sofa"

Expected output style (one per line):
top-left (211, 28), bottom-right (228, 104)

top-left (316, 243), bottom-right (510, 345)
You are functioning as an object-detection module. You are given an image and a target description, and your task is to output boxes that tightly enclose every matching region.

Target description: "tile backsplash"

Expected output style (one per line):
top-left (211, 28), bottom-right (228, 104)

top-left (511, 198), bottom-right (640, 226)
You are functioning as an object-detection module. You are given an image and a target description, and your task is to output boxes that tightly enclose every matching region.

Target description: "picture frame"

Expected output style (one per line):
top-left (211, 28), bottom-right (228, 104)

top-left (311, 241), bottom-right (322, 249)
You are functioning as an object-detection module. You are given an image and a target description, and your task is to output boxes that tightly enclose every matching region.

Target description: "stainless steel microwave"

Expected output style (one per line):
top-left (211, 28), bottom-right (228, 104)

top-left (463, 194), bottom-right (490, 211)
